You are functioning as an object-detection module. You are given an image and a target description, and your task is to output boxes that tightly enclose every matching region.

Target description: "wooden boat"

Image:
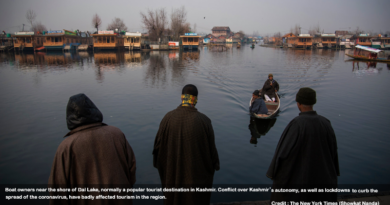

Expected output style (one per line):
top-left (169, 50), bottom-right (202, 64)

top-left (237, 43), bottom-right (241, 48)
top-left (251, 44), bottom-right (255, 48)
top-left (249, 89), bottom-right (280, 119)
top-left (345, 45), bottom-right (390, 62)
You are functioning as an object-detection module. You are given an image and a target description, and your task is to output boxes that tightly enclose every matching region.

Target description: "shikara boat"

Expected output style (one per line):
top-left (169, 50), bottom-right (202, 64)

top-left (237, 43), bottom-right (241, 48)
top-left (250, 44), bottom-right (255, 49)
top-left (345, 45), bottom-right (390, 62)
top-left (249, 89), bottom-right (280, 119)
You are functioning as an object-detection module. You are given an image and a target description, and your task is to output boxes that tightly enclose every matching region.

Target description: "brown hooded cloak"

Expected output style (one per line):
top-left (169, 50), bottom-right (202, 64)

top-left (153, 105), bottom-right (220, 205)
top-left (48, 94), bottom-right (136, 205)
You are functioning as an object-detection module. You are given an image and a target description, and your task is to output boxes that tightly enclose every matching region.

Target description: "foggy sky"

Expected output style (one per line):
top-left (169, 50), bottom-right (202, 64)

top-left (1, 0), bottom-right (389, 36)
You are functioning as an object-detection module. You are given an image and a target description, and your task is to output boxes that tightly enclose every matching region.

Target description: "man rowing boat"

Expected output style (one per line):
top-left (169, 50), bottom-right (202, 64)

top-left (262, 74), bottom-right (279, 102)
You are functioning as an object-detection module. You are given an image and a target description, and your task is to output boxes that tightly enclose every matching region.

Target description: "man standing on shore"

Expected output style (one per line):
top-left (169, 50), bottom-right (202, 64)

top-left (266, 87), bottom-right (340, 202)
top-left (153, 84), bottom-right (220, 205)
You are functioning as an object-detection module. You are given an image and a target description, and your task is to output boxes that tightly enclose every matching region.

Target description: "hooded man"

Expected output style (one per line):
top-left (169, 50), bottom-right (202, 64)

top-left (48, 93), bottom-right (136, 205)
top-left (153, 84), bottom-right (220, 205)
top-left (266, 87), bottom-right (340, 203)
top-left (262, 74), bottom-right (279, 102)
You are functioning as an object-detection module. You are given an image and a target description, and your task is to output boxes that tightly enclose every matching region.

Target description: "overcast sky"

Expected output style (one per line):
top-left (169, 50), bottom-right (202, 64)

top-left (1, 0), bottom-right (389, 35)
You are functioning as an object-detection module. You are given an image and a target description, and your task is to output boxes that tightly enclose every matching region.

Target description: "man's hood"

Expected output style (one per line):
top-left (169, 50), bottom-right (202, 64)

top-left (66, 93), bottom-right (103, 130)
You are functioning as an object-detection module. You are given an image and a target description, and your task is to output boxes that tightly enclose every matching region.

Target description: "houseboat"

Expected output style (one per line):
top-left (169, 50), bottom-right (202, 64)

top-left (42, 30), bottom-right (83, 50)
top-left (12, 32), bottom-right (44, 51)
top-left (226, 37), bottom-right (233, 44)
top-left (1, 33), bottom-right (14, 52)
top-left (92, 30), bottom-right (124, 51)
top-left (288, 34), bottom-right (313, 49)
top-left (337, 35), bottom-right (354, 49)
top-left (282, 33), bottom-right (296, 48)
top-left (123, 32), bottom-right (141, 50)
top-left (379, 36), bottom-right (390, 50)
top-left (320, 34), bottom-right (336, 49)
top-left (351, 34), bottom-right (373, 47)
top-left (180, 33), bottom-right (201, 50)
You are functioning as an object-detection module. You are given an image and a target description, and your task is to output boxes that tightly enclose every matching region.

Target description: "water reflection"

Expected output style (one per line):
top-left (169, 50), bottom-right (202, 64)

top-left (93, 51), bottom-right (146, 82)
top-left (0, 53), bottom-right (15, 64)
top-left (349, 60), bottom-right (382, 76)
top-left (248, 117), bottom-right (277, 147)
top-left (144, 51), bottom-right (199, 88)
top-left (144, 51), bottom-right (167, 87)
top-left (13, 52), bottom-right (94, 69)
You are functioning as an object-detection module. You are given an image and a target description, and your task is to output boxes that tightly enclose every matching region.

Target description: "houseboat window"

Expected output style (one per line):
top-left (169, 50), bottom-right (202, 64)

top-left (135, 38), bottom-right (139, 43)
top-left (107, 37), bottom-right (110, 43)
top-left (94, 37), bottom-right (97, 43)
top-left (188, 38), bottom-right (193, 42)
top-left (98, 37), bottom-right (102, 43)
top-left (183, 38), bottom-right (188, 42)
top-left (26, 38), bottom-right (31, 43)
top-left (322, 38), bottom-right (327, 41)
top-left (330, 38), bottom-right (335, 41)
top-left (15, 39), bottom-right (18, 43)
top-left (360, 39), bottom-right (366, 42)
top-left (111, 37), bottom-right (115, 43)
top-left (103, 37), bottom-right (106, 43)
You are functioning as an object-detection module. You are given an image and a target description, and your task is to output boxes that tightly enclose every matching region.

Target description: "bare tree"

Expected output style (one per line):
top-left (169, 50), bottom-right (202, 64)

top-left (92, 14), bottom-right (102, 33)
top-left (141, 8), bottom-right (168, 41)
top-left (353, 26), bottom-right (364, 35)
top-left (293, 24), bottom-right (300, 36)
top-left (169, 7), bottom-right (188, 40)
top-left (107, 17), bottom-right (128, 32)
top-left (274, 32), bottom-right (281, 38)
top-left (31, 22), bottom-right (47, 33)
top-left (26, 9), bottom-right (36, 27)
top-left (308, 23), bottom-right (321, 36)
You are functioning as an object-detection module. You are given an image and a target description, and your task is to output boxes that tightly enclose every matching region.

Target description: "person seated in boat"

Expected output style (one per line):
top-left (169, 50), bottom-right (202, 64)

top-left (262, 74), bottom-right (279, 102)
top-left (250, 90), bottom-right (268, 115)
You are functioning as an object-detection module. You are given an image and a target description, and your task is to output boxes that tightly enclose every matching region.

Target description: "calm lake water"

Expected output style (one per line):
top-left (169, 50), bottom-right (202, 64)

top-left (1, 46), bottom-right (390, 203)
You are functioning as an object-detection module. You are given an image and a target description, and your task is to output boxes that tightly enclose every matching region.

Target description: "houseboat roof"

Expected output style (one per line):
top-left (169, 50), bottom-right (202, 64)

top-left (212, 27), bottom-right (231, 31)
top-left (355, 45), bottom-right (382, 53)
top-left (91, 33), bottom-right (119, 36)
top-left (340, 35), bottom-right (353, 39)
top-left (13, 32), bottom-right (35, 36)
top-left (124, 32), bottom-right (141, 37)
top-left (297, 34), bottom-right (313, 38)
top-left (282, 33), bottom-right (296, 38)
top-left (180, 35), bottom-right (201, 38)
top-left (321, 34), bottom-right (336, 37)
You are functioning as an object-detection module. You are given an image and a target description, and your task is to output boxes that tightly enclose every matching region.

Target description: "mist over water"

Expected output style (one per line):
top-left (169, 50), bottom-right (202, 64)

top-left (1, 46), bottom-right (390, 203)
